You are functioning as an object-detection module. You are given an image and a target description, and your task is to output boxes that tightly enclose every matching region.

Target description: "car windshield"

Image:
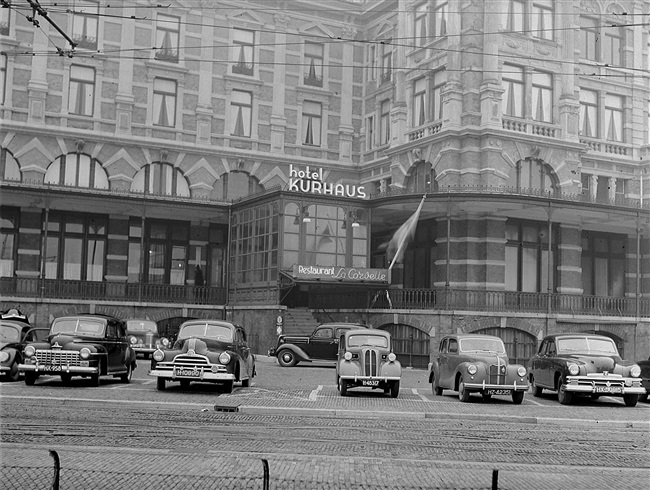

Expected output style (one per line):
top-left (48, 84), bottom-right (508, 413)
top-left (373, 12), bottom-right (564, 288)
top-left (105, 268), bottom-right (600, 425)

top-left (557, 337), bottom-right (618, 355)
top-left (126, 321), bottom-right (157, 333)
top-left (50, 318), bottom-right (105, 337)
top-left (0, 324), bottom-right (21, 342)
top-left (460, 338), bottom-right (505, 353)
top-left (178, 323), bottom-right (233, 341)
top-left (347, 334), bottom-right (388, 348)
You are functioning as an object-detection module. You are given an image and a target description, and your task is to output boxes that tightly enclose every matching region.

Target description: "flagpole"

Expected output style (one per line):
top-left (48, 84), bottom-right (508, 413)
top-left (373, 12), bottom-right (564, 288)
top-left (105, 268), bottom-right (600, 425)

top-left (388, 194), bottom-right (426, 270)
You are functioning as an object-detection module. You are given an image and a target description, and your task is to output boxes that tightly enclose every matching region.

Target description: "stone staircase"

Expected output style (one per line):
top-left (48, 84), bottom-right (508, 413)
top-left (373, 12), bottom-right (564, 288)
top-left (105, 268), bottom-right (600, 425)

top-left (282, 308), bottom-right (321, 336)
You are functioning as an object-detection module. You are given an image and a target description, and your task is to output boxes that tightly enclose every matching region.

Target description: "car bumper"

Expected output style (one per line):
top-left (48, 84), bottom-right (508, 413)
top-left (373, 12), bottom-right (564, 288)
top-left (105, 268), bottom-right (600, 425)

top-left (149, 368), bottom-right (235, 382)
top-left (18, 363), bottom-right (99, 375)
top-left (133, 347), bottom-right (157, 354)
top-left (464, 381), bottom-right (529, 391)
top-left (340, 375), bottom-right (401, 382)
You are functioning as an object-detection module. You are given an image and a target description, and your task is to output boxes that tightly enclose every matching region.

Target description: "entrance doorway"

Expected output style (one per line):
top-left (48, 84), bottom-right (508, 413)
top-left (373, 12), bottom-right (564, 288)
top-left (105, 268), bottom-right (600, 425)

top-left (379, 324), bottom-right (430, 369)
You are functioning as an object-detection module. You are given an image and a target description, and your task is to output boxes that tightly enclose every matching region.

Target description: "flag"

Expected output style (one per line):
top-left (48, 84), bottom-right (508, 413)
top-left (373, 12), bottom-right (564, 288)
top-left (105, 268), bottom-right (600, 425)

top-left (387, 195), bottom-right (426, 270)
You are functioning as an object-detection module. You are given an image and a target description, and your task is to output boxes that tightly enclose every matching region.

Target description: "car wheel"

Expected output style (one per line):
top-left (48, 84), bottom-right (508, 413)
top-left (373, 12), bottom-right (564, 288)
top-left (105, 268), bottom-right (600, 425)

top-left (120, 364), bottom-right (132, 383)
top-left (277, 349), bottom-right (297, 367)
top-left (390, 381), bottom-right (400, 398)
top-left (143, 353), bottom-right (149, 360)
top-left (60, 373), bottom-right (72, 385)
top-left (458, 376), bottom-right (470, 402)
top-left (623, 394), bottom-right (638, 407)
top-left (481, 393), bottom-right (492, 400)
top-left (222, 381), bottom-right (234, 394)
top-left (589, 394), bottom-right (600, 400)
top-left (557, 378), bottom-right (573, 405)
top-left (180, 379), bottom-right (190, 389)
top-left (512, 391), bottom-right (525, 405)
top-left (157, 377), bottom-right (166, 391)
top-left (431, 374), bottom-right (443, 396)
top-left (339, 377), bottom-right (348, 396)
top-left (531, 375), bottom-right (543, 397)
top-left (241, 377), bottom-right (250, 387)
top-left (8, 362), bottom-right (20, 382)
top-left (24, 373), bottom-right (37, 386)
top-left (640, 393), bottom-right (648, 403)
top-left (89, 372), bottom-right (101, 387)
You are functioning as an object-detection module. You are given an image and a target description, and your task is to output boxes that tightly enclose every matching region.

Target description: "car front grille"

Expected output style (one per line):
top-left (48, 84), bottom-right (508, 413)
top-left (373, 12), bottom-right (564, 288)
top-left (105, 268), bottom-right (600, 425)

top-left (172, 354), bottom-right (211, 367)
top-left (489, 363), bottom-right (507, 385)
top-left (34, 350), bottom-right (82, 366)
top-left (363, 349), bottom-right (379, 377)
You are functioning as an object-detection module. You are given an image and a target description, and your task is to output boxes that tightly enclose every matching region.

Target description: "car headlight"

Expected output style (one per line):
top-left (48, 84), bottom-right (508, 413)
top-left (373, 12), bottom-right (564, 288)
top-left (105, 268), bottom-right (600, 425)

top-left (387, 353), bottom-right (396, 362)
top-left (467, 364), bottom-right (478, 375)
top-left (568, 364), bottom-right (580, 376)
top-left (0, 351), bottom-right (9, 362)
top-left (153, 349), bottom-right (165, 362)
top-left (219, 352), bottom-right (231, 364)
top-left (24, 345), bottom-right (35, 358)
top-left (517, 366), bottom-right (527, 377)
top-left (79, 347), bottom-right (91, 360)
top-left (630, 365), bottom-right (641, 378)
top-left (344, 352), bottom-right (352, 361)
top-left (129, 336), bottom-right (137, 344)
top-left (161, 338), bottom-right (169, 347)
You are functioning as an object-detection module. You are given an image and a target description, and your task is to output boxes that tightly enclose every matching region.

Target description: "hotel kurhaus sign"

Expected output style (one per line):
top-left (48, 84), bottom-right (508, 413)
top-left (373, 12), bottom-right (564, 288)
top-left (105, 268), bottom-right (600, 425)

top-left (293, 265), bottom-right (388, 283)
top-left (288, 164), bottom-right (367, 198)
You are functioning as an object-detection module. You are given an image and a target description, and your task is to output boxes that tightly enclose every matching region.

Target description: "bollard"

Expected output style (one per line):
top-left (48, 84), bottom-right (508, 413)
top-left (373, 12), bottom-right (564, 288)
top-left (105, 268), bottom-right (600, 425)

top-left (49, 450), bottom-right (60, 490)
top-left (262, 459), bottom-right (270, 490)
top-left (492, 469), bottom-right (498, 490)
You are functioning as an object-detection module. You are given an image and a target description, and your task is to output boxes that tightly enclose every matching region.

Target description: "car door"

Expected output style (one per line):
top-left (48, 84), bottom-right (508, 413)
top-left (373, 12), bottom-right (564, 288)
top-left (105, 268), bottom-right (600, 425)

top-left (436, 338), bottom-right (450, 388)
top-left (236, 327), bottom-right (253, 377)
top-left (534, 340), bottom-right (555, 388)
top-left (105, 321), bottom-right (128, 372)
top-left (308, 327), bottom-right (336, 360)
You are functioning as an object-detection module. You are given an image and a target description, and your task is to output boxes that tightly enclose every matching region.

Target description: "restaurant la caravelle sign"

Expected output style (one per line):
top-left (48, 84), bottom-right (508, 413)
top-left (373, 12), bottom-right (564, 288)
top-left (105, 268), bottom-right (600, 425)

top-left (292, 265), bottom-right (389, 284)
top-left (288, 164), bottom-right (367, 198)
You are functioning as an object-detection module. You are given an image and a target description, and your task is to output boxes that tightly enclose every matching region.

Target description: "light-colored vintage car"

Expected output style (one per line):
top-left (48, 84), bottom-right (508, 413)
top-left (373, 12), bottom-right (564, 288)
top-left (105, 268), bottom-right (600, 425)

top-left (125, 319), bottom-right (169, 359)
top-left (336, 329), bottom-right (401, 398)
top-left (149, 319), bottom-right (255, 393)
top-left (529, 333), bottom-right (643, 407)
top-left (428, 334), bottom-right (529, 404)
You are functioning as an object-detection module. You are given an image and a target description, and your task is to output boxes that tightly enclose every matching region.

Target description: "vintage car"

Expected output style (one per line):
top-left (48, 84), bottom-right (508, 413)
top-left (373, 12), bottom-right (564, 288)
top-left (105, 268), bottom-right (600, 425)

top-left (428, 334), bottom-right (529, 404)
top-left (336, 329), bottom-right (401, 398)
top-left (148, 319), bottom-right (255, 392)
top-left (1, 309), bottom-right (48, 382)
top-left (638, 357), bottom-right (650, 403)
top-left (529, 333), bottom-right (643, 407)
top-left (125, 319), bottom-right (169, 358)
top-left (18, 314), bottom-right (136, 386)
top-left (269, 322), bottom-right (368, 367)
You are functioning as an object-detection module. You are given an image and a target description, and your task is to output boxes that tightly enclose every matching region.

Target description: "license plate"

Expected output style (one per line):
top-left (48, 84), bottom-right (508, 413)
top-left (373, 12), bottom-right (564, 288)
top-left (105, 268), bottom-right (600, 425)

top-left (174, 367), bottom-right (200, 377)
top-left (362, 379), bottom-right (379, 386)
top-left (595, 386), bottom-right (622, 394)
top-left (485, 389), bottom-right (510, 396)
top-left (42, 365), bottom-right (62, 371)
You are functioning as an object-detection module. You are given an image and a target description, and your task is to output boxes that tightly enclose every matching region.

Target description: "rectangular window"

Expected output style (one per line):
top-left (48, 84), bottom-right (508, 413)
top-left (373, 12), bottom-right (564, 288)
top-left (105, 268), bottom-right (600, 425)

top-left (532, 71), bottom-right (552, 123)
top-left (604, 27), bottom-right (623, 66)
top-left (432, 0), bottom-right (448, 37)
top-left (0, 54), bottom-right (6, 105)
top-left (366, 115), bottom-right (375, 150)
top-left (430, 69), bottom-right (446, 121)
top-left (414, 3), bottom-right (428, 46)
top-left (304, 42), bottom-right (324, 87)
top-left (0, 207), bottom-right (18, 278)
top-left (153, 78), bottom-right (176, 127)
top-left (380, 100), bottom-right (391, 145)
top-left (582, 232), bottom-right (626, 297)
top-left (502, 65), bottom-right (524, 118)
top-left (380, 40), bottom-right (392, 83)
top-left (502, 0), bottom-right (525, 32)
top-left (368, 45), bottom-right (376, 81)
top-left (72, 0), bottom-right (99, 50)
top-left (230, 90), bottom-right (252, 137)
top-left (532, 1), bottom-right (554, 40)
top-left (605, 94), bottom-right (623, 142)
top-left (68, 65), bottom-right (95, 116)
top-left (0, 1), bottom-right (10, 36)
top-left (155, 14), bottom-right (180, 63)
top-left (505, 220), bottom-right (556, 293)
top-left (580, 17), bottom-right (598, 61)
top-left (232, 28), bottom-right (255, 76)
top-left (579, 89), bottom-right (598, 137)
top-left (302, 101), bottom-right (322, 146)
top-left (413, 77), bottom-right (427, 126)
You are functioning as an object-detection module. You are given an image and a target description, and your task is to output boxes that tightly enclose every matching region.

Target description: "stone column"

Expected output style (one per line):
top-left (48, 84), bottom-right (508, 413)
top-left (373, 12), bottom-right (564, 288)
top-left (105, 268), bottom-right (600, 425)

top-left (115, 4), bottom-right (135, 134)
top-left (556, 225), bottom-right (583, 295)
top-left (104, 216), bottom-right (129, 298)
top-left (338, 24), bottom-right (356, 162)
top-left (28, 26), bottom-right (49, 123)
top-left (270, 13), bottom-right (289, 153)
top-left (195, 18), bottom-right (214, 144)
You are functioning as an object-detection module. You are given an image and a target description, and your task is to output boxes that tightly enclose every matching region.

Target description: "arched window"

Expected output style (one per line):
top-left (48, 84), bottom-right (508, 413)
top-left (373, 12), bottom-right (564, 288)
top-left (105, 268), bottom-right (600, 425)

top-left (224, 171), bottom-right (264, 200)
top-left (405, 160), bottom-right (437, 193)
top-left (1, 149), bottom-right (21, 181)
top-left (506, 158), bottom-right (558, 194)
top-left (131, 162), bottom-right (190, 197)
top-left (44, 153), bottom-right (108, 189)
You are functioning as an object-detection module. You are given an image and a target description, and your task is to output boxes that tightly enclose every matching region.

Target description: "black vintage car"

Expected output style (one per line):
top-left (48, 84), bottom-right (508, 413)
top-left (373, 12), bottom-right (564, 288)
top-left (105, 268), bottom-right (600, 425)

top-left (18, 314), bottom-right (137, 386)
top-left (637, 356), bottom-right (650, 403)
top-left (1, 309), bottom-right (48, 382)
top-left (269, 322), bottom-right (368, 367)
top-left (148, 319), bottom-right (256, 392)
top-left (125, 318), bottom-right (169, 359)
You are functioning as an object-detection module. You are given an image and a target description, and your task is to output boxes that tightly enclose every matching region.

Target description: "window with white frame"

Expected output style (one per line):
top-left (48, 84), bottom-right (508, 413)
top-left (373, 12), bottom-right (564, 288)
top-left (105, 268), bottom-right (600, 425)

top-left (304, 42), bottom-right (324, 87)
top-left (131, 162), bottom-right (190, 197)
top-left (68, 65), bottom-right (95, 116)
top-left (230, 89), bottom-right (252, 137)
top-left (579, 89), bottom-right (598, 137)
top-left (532, 71), bottom-right (552, 123)
top-left (72, 0), bottom-right (99, 49)
top-left (414, 3), bottom-right (428, 46)
top-left (580, 17), bottom-right (624, 66)
top-left (368, 45), bottom-right (376, 81)
top-left (380, 100), bottom-right (390, 145)
top-left (604, 26), bottom-right (623, 66)
top-left (302, 101), bottom-right (322, 146)
top-left (44, 153), bottom-right (109, 189)
top-left (0, 54), bottom-right (6, 105)
top-left (579, 17), bottom-right (598, 61)
top-left (432, 0), bottom-right (448, 37)
top-left (153, 78), bottom-right (177, 127)
top-left (380, 40), bottom-right (392, 83)
top-left (0, 1), bottom-right (10, 36)
top-left (605, 94), bottom-right (623, 142)
top-left (430, 69), bottom-right (446, 121)
top-left (155, 14), bottom-right (180, 63)
top-left (232, 28), bottom-right (255, 76)
top-left (531, 1), bottom-right (554, 40)
top-left (413, 77), bottom-right (427, 126)
top-left (501, 65), bottom-right (524, 118)
top-left (502, 0), bottom-right (525, 32)
top-left (366, 115), bottom-right (375, 150)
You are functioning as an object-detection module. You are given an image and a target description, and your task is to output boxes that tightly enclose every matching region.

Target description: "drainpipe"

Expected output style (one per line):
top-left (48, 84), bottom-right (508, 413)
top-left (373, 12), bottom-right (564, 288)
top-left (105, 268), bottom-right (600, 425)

top-left (223, 207), bottom-right (232, 321)
top-left (138, 197), bottom-right (145, 304)
top-left (547, 202), bottom-right (552, 317)
top-left (39, 186), bottom-right (50, 301)
top-left (445, 193), bottom-right (451, 310)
